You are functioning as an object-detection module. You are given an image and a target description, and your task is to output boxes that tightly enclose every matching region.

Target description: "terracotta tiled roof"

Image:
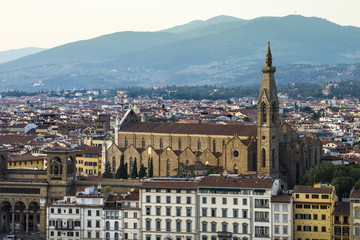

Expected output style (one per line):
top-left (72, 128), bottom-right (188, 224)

top-left (293, 185), bottom-right (333, 194)
top-left (350, 189), bottom-right (360, 198)
top-left (332, 201), bottom-right (350, 215)
top-left (141, 180), bottom-right (199, 189)
top-left (8, 154), bottom-right (45, 162)
top-left (271, 194), bottom-right (292, 203)
top-left (120, 122), bottom-right (257, 137)
top-left (198, 176), bottom-right (275, 189)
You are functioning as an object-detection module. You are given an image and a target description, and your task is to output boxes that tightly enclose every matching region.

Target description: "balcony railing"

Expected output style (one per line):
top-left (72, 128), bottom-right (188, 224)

top-left (255, 233), bottom-right (269, 238)
top-left (255, 217), bottom-right (269, 222)
top-left (255, 204), bottom-right (269, 208)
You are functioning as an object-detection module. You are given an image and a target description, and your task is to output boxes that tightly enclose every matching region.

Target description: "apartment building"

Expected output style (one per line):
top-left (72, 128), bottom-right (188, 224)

top-left (122, 190), bottom-right (141, 240)
top-left (271, 194), bottom-right (293, 240)
top-left (46, 193), bottom-right (104, 240)
top-left (103, 194), bottom-right (122, 240)
top-left (293, 183), bottom-right (337, 240)
top-left (332, 201), bottom-right (350, 240)
top-left (197, 175), bottom-right (280, 240)
top-left (140, 179), bottom-right (199, 240)
top-left (350, 189), bottom-right (360, 239)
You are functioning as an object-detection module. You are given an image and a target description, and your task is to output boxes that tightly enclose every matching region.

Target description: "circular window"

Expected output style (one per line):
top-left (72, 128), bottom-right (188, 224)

top-left (262, 136), bottom-right (266, 140)
top-left (233, 150), bottom-right (239, 157)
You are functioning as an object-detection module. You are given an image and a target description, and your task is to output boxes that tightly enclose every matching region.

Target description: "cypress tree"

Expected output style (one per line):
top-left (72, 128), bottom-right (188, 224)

top-left (139, 164), bottom-right (147, 178)
top-left (102, 161), bottom-right (113, 178)
top-left (131, 158), bottom-right (138, 178)
top-left (124, 162), bottom-right (128, 179)
top-left (119, 154), bottom-right (125, 179)
top-left (149, 157), bottom-right (154, 178)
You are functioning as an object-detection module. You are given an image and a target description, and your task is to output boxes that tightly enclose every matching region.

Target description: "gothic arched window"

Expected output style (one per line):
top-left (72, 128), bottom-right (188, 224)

top-left (262, 103), bottom-right (267, 123)
top-left (160, 138), bottom-right (163, 149)
top-left (262, 148), bottom-right (266, 167)
top-left (142, 137), bottom-right (145, 148)
top-left (178, 138), bottom-right (182, 150)
top-left (272, 148), bottom-right (275, 168)
top-left (272, 102), bottom-right (277, 124)
top-left (125, 136), bottom-right (128, 147)
top-left (166, 159), bottom-right (170, 177)
top-left (112, 156), bottom-right (116, 172)
top-left (130, 157), bottom-right (133, 173)
top-left (213, 140), bottom-right (216, 152)
top-left (198, 138), bottom-right (201, 151)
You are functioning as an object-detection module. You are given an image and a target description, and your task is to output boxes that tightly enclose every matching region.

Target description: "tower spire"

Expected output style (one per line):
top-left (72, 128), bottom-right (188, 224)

top-left (265, 41), bottom-right (272, 67)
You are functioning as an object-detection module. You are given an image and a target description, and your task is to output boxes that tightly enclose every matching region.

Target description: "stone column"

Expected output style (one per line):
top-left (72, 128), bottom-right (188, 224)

top-left (11, 211), bottom-right (14, 233)
top-left (33, 212), bottom-right (38, 232)
top-left (26, 211), bottom-right (29, 234)
top-left (39, 207), bottom-right (46, 235)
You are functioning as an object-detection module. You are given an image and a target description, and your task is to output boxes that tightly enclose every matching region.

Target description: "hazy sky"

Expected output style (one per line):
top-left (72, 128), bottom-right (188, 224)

top-left (1, 0), bottom-right (359, 51)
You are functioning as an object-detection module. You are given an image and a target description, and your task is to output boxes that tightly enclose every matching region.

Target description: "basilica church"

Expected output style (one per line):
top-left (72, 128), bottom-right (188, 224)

top-left (105, 43), bottom-right (322, 188)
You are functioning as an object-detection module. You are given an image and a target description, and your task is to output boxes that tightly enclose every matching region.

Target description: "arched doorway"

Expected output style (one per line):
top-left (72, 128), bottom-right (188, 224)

top-left (14, 201), bottom-right (26, 232)
top-left (0, 201), bottom-right (12, 233)
top-left (28, 202), bottom-right (40, 233)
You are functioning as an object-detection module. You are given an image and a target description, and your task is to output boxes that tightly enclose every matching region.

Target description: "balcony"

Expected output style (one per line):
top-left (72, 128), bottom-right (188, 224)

top-left (255, 233), bottom-right (269, 238)
top-left (255, 217), bottom-right (269, 222)
top-left (55, 225), bottom-right (74, 230)
top-left (255, 204), bottom-right (269, 208)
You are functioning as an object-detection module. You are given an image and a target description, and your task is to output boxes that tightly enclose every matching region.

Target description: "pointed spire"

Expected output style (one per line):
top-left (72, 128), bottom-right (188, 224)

top-left (265, 41), bottom-right (272, 67)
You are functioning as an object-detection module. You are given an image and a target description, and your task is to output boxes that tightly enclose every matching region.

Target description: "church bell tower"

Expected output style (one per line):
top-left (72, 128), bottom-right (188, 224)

top-left (257, 42), bottom-right (280, 177)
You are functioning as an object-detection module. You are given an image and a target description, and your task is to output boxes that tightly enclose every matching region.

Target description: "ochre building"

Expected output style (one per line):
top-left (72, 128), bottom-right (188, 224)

top-left (106, 43), bottom-right (322, 188)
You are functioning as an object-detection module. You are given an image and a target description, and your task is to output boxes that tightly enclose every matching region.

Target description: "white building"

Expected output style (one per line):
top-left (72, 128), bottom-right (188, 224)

top-left (140, 179), bottom-right (199, 240)
top-left (46, 193), bottom-right (104, 240)
top-left (271, 194), bottom-right (293, 240)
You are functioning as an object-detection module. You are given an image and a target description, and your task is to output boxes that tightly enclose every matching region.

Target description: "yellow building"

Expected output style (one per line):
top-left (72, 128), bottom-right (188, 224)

top-left (350, 189), bottom-right (360, 239)
top-left (332, 201), bottom-right (350, 240)
top-left (76, 145), bottom-right (102, 176)
top-left (8, 154), bottom-right (45, 170)
top-left (293, 183), bottom-right (337, 240)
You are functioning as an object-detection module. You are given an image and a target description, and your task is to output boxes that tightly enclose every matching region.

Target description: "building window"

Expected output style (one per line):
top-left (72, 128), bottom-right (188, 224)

top-left (261, 102), bottom-right (267, 123)
top-left (274, 225), bottom-right (279, 234)
top-left (283, 226), bottom-right (288, 234)
top-left (222, 209), bottom-right (227, 217)
top-left (187, 197), bottom-right (191, 204)
top-left (283, 214), bottom-right (288, 223)
top-left (166, 220), bottom-right (171, 231)
top-left (166, 159), bottom-right (170, 177)
top-left (156, 207), bottom-right (161, 215)
top-left (211, 197), bottom-right (216, 204)
top-left (262, 148), bottom-right (266, 167)
top-left (88, 210), bottom-right (91, 216)
top-left (125, 137), bottom-right (128, 147)
top-left (114, 221), bottom-right (119, 230)
top-left (211, 208), bottom-right (216, 217)
top-left (233, 209), bottom-right (238, 218)
top-left (112, 156), bottom-right (116, 172)
top-left (242, 223), bottom-right (248, 233)
top-left (203, 197), bottom-right (207, 204)
top-left (283, 204), bottom-right (288, 212)
top-left (186, 221), bottom-right (192, 232)
top-left (142, 138), bottom-right (145, 148)
top-left (166, 207), bottom-right (171, 216)
top-left (222, 198), bottom-right (227, 204)
top-left (197, 138), bottom-right (201, 150)
top-left (233, 198), bottom-right (238, 205)
top-left (186, 207), bottom-right (191, 217)
top-left (176, 220), bottom-right (181, 231)
top-left (211, 222), bottom-right (217, 232)
top-left (146, 195), bottom-right (151, 203)
top-left (146, 219), bottom-right (151, 230)
top-left (176, 196), bottom-right (181, 204)
top-left (202, 208), bottom-right (207, 217)
top-left (222, 222), bottom-right (228, 232)
top-left (176, 207), bottom-right (181, 216)
top-left (213, 139), bottom-right (216, 152)
top-left (156, 219), bottom-right (161, 231)
top-left (160, 138), bottom-right (163, 149)
top-left (156, 196), bottom-right (161, 203)
top-left (178, 138), bottom-right (182, 149)
top-left (202, 221), bottom-right (208, 232)
top-left (233, 223), bottom-right (239, 233)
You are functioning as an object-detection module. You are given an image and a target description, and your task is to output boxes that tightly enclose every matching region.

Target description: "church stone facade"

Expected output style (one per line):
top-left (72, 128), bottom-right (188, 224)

top-left (106, 43), bottom-right (322, 188)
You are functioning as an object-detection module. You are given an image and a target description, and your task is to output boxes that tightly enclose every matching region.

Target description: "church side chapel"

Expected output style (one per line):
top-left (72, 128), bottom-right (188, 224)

top-left (105, 43), bottom-right (322, 188)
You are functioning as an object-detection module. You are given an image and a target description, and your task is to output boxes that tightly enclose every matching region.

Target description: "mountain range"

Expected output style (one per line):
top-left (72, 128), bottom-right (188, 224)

top-left (0, 15), bottom-right (360, 90)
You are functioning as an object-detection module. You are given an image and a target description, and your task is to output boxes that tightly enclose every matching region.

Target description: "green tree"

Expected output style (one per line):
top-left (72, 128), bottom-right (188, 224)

top-left (243, 117), bottom-right (251, 122)
top-left (204, 166), bottom-right (218, 176)
top-left (332, 176), bottom-right (354, 200)
top-left (102, 161), bottom-right (113, 178)
top-left (139, 164), bottom-right (147, 178)
top-left (131, 158), bottom-right (138, 179)
top-left (124, 162), bottom-right (129, 179)
top-left (148, 158), bottom-right (153, 178)
top-left (101, 186), bottom-right (112, 193)
top-left (174, 162), bottom-right (195, 178)
top-left (119, 154), bottom-right (126, 179)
